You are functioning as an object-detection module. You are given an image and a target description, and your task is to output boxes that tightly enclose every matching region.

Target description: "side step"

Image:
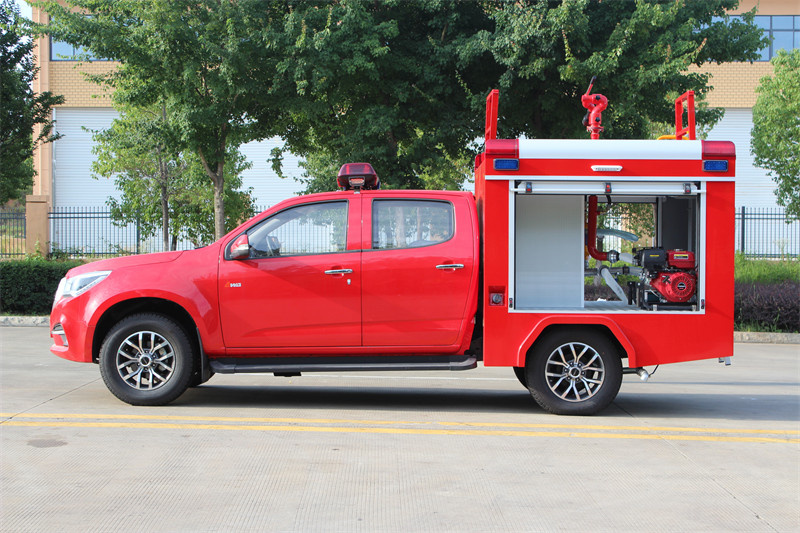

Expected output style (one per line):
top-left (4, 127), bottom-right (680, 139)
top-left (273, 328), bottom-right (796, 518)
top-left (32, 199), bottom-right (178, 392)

top-left (209, 355), bottom-right (478, 375)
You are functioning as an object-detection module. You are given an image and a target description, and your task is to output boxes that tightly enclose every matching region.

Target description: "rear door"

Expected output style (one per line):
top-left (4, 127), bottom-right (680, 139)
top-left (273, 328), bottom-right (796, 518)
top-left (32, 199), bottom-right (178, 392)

top-left (361, 196), bottom-right (476, 347)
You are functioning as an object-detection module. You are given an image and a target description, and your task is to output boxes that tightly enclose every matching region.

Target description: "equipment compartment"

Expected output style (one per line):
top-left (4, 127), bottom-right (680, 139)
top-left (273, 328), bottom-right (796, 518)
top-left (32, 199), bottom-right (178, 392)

top-left (511, 185), bottom-right (703, 313)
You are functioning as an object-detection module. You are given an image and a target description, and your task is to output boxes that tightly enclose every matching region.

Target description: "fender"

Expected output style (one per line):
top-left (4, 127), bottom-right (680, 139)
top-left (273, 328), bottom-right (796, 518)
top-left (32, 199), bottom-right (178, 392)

top-left (516, 315), bottom-right (637, 368)
top-left (88, 288), bottom-right (222, 351)
top-left (77, 247), bottom-right (225, 357)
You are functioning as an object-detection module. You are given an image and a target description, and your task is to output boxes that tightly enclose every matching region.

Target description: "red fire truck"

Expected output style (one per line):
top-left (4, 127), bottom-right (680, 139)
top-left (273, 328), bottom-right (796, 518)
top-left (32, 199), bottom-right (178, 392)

top-left (50, 88), bottom-right (735, 415)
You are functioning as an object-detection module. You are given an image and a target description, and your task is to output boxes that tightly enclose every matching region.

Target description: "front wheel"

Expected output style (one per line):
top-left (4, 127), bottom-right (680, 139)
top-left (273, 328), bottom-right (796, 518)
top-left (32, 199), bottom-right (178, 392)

top-left (99, 313), bottom-right (194, 406)
top-left (526, 330), bottom-right (622, 415)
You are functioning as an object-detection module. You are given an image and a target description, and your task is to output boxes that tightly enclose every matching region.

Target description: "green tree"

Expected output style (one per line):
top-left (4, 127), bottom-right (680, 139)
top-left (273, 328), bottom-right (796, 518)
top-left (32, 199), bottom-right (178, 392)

top-left (167, 150), bottom-right (255, 248)
top-left (36, 0), bottom-right (289, 239)
top-left (0, 0), bottom-right (63, 203)
top-left (267, 0), bottom-right (495, 192)
top-left (484, 0), bottom-right (766, 140)
top-left (751, 49), bottom-right (800, 220)
top-left (278, 0), bottom-right (765, 192)
top-left (91, 104), bottom-right (254, 250)
top-left (35, 0), bottom-right (766, 201)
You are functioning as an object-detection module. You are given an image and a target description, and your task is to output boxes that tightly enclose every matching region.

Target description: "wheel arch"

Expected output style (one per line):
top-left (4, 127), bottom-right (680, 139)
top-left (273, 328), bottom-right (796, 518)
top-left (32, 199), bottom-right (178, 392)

top-left (517, 317), bottom-right (635, 368)
top-left (92, 298), bottom-right (201, 364)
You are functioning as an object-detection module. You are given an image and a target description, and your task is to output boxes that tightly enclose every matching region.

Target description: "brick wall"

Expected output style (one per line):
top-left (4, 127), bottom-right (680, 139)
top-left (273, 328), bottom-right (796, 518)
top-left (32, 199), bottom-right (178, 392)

top-left (738, 0), bottom-right (798, 16)
top-left (698, 0), bottom-right (799, 109)
top-left (49, 62), bottom-right (116, 107)
top-left (694, 62), bottom-right (775, 108)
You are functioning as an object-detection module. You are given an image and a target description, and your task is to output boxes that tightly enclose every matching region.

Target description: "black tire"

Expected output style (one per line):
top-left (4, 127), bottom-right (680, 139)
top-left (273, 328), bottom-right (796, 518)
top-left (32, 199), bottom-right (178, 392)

top-left (513, 366), bottom-right (528, 388)
top-left (99, 313), bottom-right (194, 406)
top-left (526, 330), bottom-right (622, 415)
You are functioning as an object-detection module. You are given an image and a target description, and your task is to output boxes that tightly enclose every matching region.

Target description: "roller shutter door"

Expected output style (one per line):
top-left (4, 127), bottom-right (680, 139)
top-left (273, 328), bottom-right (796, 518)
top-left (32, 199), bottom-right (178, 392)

top-left (52, 108), bottom-right (119, 208)
top-left (52, 108), bottom-right (304, 209)
top-left (706, 108), bottom-right (780, 209)
top-left (238, 139), bottom-right (305, 209)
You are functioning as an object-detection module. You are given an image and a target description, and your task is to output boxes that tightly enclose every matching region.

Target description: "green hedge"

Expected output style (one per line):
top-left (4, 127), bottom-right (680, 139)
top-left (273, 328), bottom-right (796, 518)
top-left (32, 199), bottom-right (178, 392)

top-left (0, 258), bottom-right (84, 315)
top-left (735, 281), bottom-right (799, 333)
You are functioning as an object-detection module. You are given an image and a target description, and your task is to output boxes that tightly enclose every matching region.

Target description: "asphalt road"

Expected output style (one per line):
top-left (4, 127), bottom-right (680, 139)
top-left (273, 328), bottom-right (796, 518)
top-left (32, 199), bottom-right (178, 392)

top-left (1, 326), bottom-right (798, 532)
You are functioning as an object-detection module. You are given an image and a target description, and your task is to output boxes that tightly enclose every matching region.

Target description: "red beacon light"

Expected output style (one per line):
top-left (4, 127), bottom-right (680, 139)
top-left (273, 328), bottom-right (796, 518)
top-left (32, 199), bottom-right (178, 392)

top-left (337, 163), bottom-right (380, 191)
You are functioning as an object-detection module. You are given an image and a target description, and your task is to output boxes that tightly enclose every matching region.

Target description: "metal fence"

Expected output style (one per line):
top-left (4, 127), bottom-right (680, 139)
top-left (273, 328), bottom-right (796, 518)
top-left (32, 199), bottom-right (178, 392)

top-left (0, 207), bottom-right (26, 257)
top-left (1, 205), bottom-right (799, 259)
top-left (49, 207), bottom-right (202, 256)
top-left (735, 207), bottom-right (799, 259)
top-left (47, 206), bottom-right (272, 257)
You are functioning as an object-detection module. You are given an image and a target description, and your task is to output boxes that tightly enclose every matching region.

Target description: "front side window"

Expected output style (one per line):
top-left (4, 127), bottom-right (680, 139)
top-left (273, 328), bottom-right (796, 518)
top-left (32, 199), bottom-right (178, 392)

top-left (372, 200), bottom-right (453, 250)
top-left (246, 201), bottom-right (347, 258)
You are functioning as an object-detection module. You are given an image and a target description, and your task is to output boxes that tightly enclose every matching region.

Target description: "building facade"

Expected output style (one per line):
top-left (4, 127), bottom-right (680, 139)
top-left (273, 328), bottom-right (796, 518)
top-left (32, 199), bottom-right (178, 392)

top-left (703, 0), bottom-right (799, 211)
top-left (26, 1), bottom-right (799, 254)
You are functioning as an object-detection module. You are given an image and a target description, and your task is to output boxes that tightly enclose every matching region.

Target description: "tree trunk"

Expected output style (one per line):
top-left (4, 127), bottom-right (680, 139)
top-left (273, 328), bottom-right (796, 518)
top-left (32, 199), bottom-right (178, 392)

top-left (198, 147), bottom-right (226, 241)
top-left (159, 105), bottom-right (171, 251)
top-left (161, 179), bottom-right (169, 251)
top-left (213, 174), bottom-right (225, 240)
top-left (197, 124), bottom-right (229, 241)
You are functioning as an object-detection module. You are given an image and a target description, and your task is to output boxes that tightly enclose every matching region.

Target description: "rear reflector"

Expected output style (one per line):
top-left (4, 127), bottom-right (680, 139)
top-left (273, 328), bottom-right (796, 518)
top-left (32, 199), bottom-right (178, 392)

top-left (702, 160), bottom-right (728, 172)
top-left (493, 159), bottom-right (519, 171)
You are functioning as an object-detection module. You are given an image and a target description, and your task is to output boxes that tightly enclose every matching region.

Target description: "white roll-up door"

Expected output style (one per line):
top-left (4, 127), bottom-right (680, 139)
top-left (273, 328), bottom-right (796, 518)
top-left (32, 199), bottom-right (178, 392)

top-left (52, 108), bottom-right (305, 210)
top-left (238, 138), bottom-right (305, 209)
top-left (706, 108), bottom-right (780, 209)
top-left (52, 108), bottom-right (119, 208)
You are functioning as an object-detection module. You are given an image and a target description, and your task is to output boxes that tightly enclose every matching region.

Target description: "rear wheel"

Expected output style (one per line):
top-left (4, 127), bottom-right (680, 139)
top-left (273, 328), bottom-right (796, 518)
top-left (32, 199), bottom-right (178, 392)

top-left (99, 313), bottom-right (194, 406)
top-left (526, 330), bottom-right (622, 415)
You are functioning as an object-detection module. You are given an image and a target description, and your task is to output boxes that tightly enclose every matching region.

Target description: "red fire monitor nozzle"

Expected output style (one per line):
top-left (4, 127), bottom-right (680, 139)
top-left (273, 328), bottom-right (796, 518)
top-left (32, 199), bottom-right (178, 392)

top-left (581, 76), bottom-right (608, 140)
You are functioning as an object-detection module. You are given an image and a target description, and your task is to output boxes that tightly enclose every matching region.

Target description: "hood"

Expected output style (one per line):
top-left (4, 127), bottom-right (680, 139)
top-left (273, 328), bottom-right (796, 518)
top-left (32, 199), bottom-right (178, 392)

top-left (67, 251), bottom-right (184, 277)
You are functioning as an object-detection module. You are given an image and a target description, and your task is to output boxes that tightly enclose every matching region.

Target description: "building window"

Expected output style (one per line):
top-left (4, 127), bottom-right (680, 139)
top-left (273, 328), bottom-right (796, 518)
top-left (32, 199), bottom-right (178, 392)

top-left (752, 15), bottom-right (800, 61)
top-left (49, 37), bottom-right (106, 61)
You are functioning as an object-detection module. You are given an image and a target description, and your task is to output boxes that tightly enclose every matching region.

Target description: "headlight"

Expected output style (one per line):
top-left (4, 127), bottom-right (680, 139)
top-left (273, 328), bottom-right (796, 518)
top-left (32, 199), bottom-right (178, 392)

top-left (54, 271), bottom-right (112, 303)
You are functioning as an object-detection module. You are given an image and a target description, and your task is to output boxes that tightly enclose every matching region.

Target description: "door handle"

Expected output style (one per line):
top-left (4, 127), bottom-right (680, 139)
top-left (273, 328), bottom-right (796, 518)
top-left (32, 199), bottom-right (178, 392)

top-left (436, 264), bottom-right (464, 270)
top-left (324, 269), bottom-right (353, 275)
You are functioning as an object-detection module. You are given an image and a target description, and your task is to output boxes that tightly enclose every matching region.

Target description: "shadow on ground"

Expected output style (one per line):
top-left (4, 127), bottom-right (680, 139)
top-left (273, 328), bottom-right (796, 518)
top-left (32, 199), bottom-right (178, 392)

top-left (176, 381), bottom-right (799, 423)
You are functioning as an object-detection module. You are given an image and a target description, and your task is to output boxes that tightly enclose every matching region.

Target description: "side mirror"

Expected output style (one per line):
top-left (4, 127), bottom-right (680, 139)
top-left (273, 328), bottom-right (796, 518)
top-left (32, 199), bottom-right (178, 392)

top-left (230, 234), bottom-right (250, 260)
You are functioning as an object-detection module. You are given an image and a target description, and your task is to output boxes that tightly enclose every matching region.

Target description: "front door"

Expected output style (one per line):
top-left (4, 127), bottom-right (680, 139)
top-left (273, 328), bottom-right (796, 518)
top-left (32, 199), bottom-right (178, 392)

top-left (218, 200), bottom-right (361, 348)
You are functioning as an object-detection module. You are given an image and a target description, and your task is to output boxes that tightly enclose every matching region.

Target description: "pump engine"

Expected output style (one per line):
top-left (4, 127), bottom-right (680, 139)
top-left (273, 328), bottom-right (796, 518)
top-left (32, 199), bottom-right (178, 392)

top-left (631, 248), bottom-right (697, 309)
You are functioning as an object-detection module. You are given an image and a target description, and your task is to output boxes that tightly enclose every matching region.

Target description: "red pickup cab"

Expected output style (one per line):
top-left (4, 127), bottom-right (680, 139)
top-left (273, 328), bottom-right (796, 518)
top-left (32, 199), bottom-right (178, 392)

top-left (50, 188), bottom-right (483, 405)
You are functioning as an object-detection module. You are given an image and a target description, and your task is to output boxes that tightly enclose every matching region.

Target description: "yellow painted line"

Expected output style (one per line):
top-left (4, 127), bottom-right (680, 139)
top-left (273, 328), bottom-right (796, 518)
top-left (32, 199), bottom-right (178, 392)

top-left (1, 420), bottom-right (797, 444)
top-left (437, 421), bottom-right (800, 435)
top-left (1, 413), bottom-right (797, 437)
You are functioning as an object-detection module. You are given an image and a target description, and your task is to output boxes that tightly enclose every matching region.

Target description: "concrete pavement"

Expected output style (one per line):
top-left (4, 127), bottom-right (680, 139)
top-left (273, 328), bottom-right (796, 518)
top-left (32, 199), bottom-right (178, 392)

top-left (1, 326), bottom-right (798, 532)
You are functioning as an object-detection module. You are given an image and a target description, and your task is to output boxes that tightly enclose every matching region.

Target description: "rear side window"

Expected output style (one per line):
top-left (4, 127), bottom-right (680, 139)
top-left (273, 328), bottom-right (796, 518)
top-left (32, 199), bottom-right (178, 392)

top-left (247, 201), bottom-right (347, 258)
top-left (372, 200), bottom-right (453, 250)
